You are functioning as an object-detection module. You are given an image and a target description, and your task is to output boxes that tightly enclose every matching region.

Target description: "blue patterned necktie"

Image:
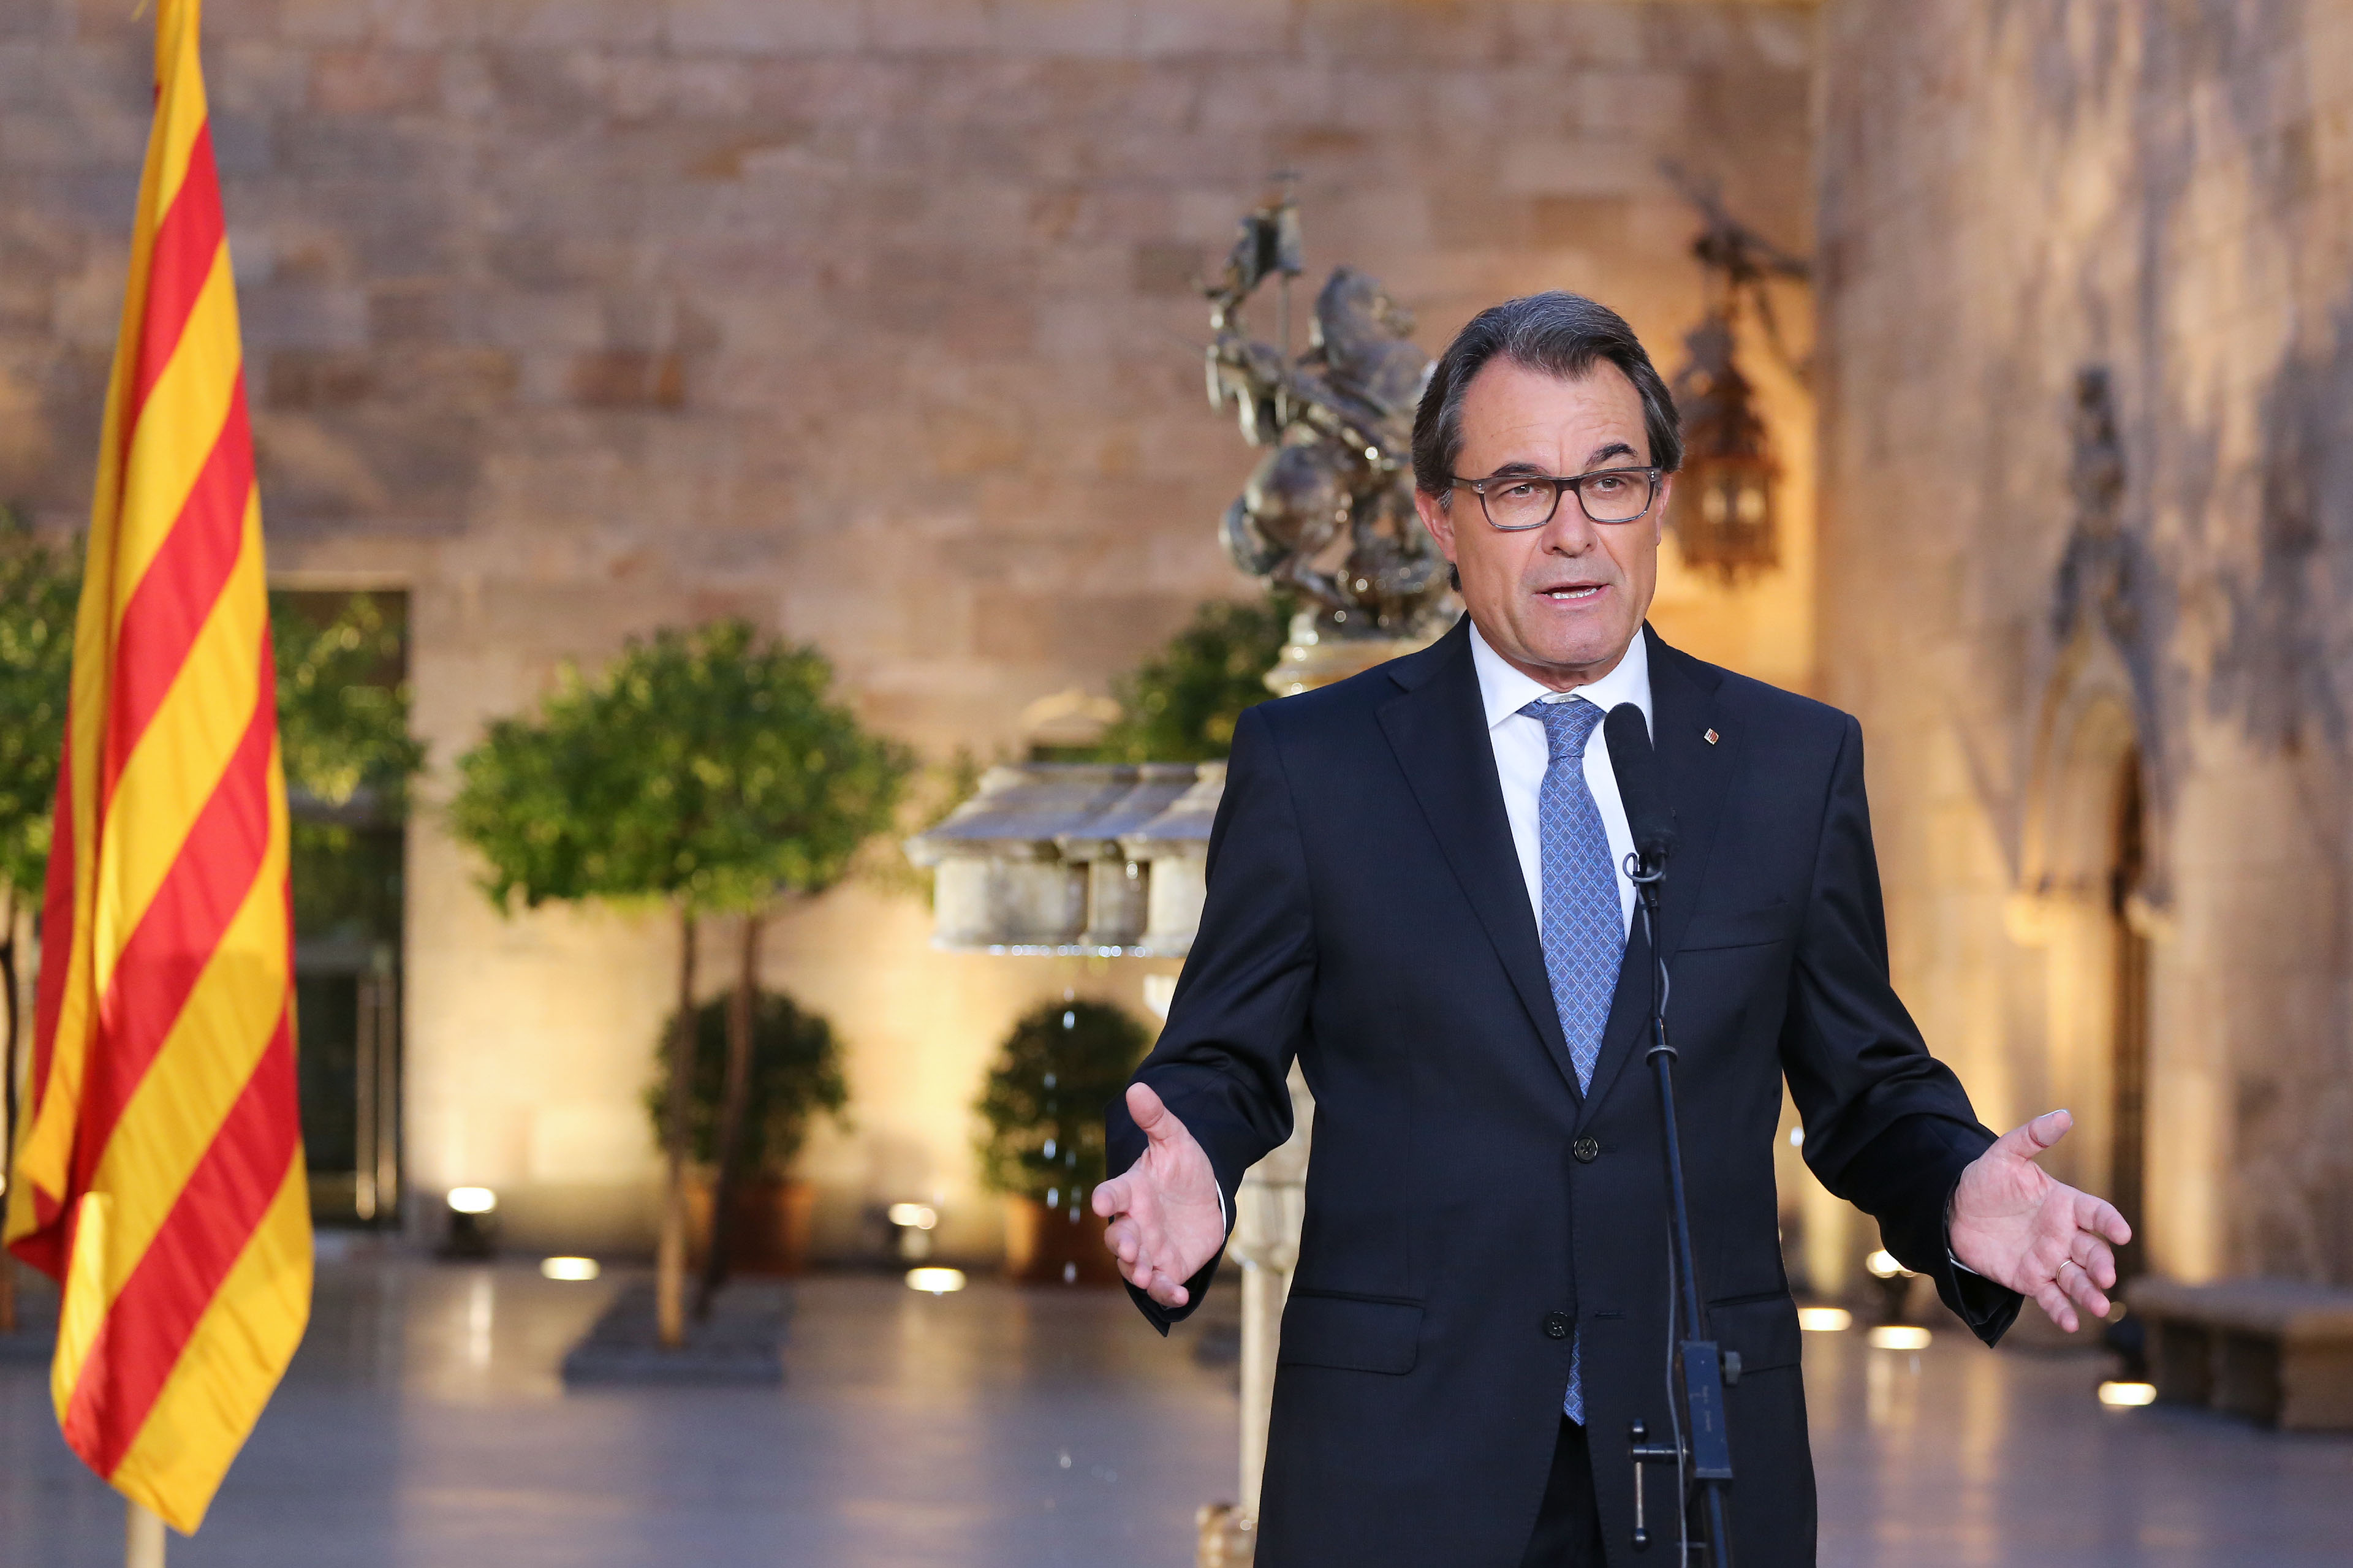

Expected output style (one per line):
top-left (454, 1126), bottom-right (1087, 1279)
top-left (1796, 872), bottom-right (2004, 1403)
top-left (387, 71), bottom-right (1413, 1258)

top-left (1523, 694), bottom-right (1625, 1425)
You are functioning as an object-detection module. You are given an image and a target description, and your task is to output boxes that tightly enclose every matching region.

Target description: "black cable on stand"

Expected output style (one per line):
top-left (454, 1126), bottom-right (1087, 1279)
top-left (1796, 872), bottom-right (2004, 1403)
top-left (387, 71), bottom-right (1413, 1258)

top-left (1603, 704), bottom-right (1734, 1567)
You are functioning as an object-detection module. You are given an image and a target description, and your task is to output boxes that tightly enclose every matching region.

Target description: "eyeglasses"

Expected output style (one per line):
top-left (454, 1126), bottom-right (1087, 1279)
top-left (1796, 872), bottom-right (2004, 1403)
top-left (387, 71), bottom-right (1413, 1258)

top-left (1449, 466), bottom-right (1663, 531)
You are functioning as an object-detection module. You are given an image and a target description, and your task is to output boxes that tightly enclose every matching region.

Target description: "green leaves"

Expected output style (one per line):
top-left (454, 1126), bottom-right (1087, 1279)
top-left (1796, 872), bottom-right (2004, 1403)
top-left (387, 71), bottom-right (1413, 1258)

top-left (448, 619), bottom-right (914, 916)
top-left (271, 592), bottom-right (425, 811)
top-left (0, 513), bottom-right (77, 899)
top-left (1088, 593), bottom-right (1289, 763)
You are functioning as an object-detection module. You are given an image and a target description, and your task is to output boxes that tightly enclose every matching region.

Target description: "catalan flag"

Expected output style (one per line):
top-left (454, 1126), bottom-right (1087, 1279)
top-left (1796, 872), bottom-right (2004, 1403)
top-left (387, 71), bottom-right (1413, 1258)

top-left (2, 0), bottom-right (309, 1534)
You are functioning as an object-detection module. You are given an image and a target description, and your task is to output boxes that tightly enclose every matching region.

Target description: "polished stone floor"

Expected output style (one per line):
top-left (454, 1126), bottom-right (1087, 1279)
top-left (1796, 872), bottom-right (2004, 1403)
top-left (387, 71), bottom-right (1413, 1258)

top-left (1808, 1327), bottom-right (2351, 1567)
top-left (1, 1253), bottom-right (2346, 1566)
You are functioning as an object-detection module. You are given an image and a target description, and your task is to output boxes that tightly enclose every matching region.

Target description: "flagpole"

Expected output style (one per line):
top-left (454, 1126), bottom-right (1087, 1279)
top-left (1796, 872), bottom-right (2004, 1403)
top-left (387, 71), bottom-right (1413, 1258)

top-left (127, 1500), bottom-right (165, 1568)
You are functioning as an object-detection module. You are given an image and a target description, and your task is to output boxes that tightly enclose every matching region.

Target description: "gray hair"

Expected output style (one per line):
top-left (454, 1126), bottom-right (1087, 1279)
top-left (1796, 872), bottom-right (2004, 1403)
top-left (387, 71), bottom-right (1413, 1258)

top-left (1411, 292), bottom-right (1683, 498)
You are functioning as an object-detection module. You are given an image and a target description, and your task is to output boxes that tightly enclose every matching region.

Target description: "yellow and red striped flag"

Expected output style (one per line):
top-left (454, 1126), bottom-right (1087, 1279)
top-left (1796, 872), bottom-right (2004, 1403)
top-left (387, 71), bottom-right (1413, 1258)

top-left (3, 0), bottom-right (309, 1534)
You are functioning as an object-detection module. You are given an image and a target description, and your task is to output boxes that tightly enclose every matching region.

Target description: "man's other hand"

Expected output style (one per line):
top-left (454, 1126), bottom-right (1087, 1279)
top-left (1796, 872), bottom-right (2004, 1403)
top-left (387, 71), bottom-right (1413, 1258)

top-left (1949, 1109), bottom-right (2133, 1333)
top-left (1091, 1083), bottom-right (1227, 1309)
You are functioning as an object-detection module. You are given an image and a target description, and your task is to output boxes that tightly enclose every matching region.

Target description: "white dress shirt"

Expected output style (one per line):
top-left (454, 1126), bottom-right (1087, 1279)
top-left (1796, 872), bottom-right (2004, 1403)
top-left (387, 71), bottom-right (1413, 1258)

top-left (1467, 621), bottom-right (1653, 937)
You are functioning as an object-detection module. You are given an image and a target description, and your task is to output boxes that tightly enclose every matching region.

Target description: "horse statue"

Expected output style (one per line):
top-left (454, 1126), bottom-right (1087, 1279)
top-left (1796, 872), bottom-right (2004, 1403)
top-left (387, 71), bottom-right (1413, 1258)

top-left (1202, 199), bottom-right (1456, 646)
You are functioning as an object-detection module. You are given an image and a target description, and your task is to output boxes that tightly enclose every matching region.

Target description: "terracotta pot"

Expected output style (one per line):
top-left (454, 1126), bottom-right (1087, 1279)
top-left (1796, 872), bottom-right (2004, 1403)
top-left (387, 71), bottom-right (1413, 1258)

top-left (685, 1174), bottom-right (816, 1276)
top-left (1003, 1194), bottom-right (1123, 1286)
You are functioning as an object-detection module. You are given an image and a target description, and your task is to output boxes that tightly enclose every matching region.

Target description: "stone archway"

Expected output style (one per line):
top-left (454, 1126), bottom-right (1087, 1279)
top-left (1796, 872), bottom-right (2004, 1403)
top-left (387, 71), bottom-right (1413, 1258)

top-left (2011, 626), bottom-right (2161, 1271)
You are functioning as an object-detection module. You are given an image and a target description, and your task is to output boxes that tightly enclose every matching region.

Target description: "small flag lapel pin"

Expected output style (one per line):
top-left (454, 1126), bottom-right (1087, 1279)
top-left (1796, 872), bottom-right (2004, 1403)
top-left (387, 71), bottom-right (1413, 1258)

top-left (1703, 728), bottom-right (1719, 745)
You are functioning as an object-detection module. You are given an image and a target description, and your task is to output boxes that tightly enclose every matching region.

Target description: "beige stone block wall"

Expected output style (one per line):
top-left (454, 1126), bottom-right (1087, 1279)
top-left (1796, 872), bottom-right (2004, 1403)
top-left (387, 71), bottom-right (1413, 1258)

top-left (0, 0), bottom-right (1821, 1258)
top-left (1818, 0), bottom-right (2353, 1287)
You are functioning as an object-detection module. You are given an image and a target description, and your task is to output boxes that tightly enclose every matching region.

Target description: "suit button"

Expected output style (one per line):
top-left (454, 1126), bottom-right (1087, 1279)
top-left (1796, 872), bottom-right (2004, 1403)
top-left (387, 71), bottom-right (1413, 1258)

top-left (1544, 1311), bottom-right (1573, 1340)
top-left (1572, 1137), bottom-right (1601, 1164)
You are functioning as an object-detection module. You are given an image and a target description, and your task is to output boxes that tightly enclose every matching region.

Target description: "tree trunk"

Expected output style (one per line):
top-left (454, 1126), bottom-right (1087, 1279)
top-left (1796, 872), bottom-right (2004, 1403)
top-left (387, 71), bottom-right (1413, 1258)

top-left (0, 886), bottom-right (18, 1335)
top-left (655, 903), bottom-right (699, 1349)
top-left (695, 909), bottom-right (763, 1322)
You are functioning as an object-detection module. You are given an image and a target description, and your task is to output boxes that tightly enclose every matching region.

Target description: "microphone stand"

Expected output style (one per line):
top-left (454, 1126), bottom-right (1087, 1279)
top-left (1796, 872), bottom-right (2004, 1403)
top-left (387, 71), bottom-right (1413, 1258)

top-left (1624, 850), bottom-right (1735, 1566)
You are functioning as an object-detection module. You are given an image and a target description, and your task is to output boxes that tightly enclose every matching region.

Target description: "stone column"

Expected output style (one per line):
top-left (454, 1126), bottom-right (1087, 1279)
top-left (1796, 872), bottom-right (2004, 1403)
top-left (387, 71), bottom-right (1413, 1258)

top-left (1232, 1066), bottom-right (1314, 1515)
top-left (1197, 1067), bottom-right (1313, 1567)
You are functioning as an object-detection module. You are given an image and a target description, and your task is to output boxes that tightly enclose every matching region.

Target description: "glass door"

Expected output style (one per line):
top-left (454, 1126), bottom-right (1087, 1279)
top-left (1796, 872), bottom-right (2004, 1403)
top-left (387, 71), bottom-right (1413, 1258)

top-left (292, 831), bottom-right (403, 1225)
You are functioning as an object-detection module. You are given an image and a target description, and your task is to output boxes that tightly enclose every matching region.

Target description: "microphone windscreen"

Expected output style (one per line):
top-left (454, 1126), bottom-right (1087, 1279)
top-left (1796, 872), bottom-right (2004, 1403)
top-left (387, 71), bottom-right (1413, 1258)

top-left (1604, 702), bottom-right (1679, 861)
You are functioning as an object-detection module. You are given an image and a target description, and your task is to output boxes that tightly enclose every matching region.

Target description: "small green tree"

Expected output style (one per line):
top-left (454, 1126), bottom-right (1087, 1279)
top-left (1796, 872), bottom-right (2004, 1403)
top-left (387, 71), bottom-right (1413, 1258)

top-left (1089, 593), bottom-right (1289, 762)
top-left (976, 999), bottom-right (1153, 1210)
top-left (271, 592), bottom-right (426, 814)
top-left (450, 621), bottom-right (910, 1343)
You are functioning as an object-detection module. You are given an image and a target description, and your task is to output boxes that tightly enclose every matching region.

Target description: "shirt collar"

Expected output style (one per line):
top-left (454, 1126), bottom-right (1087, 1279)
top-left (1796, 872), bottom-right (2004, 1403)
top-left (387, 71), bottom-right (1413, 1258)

top-left (1468, 618), bottom-right (1654, 735)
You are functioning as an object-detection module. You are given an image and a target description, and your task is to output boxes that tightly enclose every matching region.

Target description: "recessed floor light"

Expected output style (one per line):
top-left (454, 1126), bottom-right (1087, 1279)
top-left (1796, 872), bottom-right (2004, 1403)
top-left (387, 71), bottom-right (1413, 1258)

top-left (1866, 1325), bottom-right (1932, 1350)
top-left (906, 1267), bottom-right (966, 1295)
top-left (540, 1257), bottom-right (599, 1281)
top-left (2097, 1380), bottom-right (2158, 1407)
top-left (447, 1186), bottom-right (497, 1214)
top-left (1798, 1307), bottom-right (1854, 1332)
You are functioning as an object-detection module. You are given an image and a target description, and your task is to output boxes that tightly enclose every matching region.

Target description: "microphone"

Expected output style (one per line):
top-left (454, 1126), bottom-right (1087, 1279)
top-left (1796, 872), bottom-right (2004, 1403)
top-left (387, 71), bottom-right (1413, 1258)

top-left (1604, 702), bottom-right (1733, 1561)
top-left (1604, 702), bottom-right (1678, 873)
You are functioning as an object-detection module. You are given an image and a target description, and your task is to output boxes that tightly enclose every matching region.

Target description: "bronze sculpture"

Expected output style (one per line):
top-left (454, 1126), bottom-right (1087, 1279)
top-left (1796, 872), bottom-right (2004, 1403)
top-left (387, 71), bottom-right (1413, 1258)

top-left (1202, 197), bottom-right (1456, 647)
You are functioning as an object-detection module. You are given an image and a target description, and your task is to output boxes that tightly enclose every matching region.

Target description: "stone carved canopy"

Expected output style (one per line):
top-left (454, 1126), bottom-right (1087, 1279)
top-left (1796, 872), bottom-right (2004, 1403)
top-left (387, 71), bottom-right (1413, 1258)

top-left (904, 763), bottom-right (1222, 957)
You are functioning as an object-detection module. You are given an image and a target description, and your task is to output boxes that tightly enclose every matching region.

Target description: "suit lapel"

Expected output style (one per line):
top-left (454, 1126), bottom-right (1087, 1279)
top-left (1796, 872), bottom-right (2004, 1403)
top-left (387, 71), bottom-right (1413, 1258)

top-left (1577, 626), bottom-right (1740, 1126)
top-left (1376, 620), bottom-right (1582, 1100)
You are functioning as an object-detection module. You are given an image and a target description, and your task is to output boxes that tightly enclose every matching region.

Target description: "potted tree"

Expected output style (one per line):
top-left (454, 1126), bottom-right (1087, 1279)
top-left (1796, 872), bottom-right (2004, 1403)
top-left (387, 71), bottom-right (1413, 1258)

top-left (645, 988), bottom-right (847, 1274)
top-left (451, 620), bottom-right (908, 1346)
top-left (976, 998), bottom-right (1152, 1285)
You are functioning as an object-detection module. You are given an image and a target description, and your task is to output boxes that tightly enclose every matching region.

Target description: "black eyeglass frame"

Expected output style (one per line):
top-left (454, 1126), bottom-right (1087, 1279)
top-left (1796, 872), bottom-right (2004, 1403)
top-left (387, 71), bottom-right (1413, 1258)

top-left (1447, 466), bottom-right (1665, 531)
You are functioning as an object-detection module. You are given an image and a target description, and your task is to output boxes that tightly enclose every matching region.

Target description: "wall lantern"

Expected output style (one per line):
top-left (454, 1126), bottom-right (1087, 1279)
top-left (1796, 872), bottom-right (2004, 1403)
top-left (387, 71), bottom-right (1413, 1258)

top-left (1664, 172), bottom-right (1811, 583)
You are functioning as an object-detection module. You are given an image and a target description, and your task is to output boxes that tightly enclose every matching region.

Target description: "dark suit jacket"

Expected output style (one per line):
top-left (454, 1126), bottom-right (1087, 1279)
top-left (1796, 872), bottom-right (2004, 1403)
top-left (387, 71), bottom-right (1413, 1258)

top-left (1107, 619), bottom-right (2021, 1567)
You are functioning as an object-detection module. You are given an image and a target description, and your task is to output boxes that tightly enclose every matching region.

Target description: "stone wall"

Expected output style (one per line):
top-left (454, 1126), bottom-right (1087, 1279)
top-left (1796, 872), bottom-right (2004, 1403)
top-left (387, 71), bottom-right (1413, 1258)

top-left (1818, 0), bottom-right (2353, 1287)
top-left (0, 0), bottom-right (1819, 1256)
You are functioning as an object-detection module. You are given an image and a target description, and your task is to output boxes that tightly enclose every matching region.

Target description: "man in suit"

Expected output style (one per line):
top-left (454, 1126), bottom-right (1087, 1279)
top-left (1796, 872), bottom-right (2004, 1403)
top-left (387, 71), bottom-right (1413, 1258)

top-left (1093, 292), bottom-right (2131, 1567)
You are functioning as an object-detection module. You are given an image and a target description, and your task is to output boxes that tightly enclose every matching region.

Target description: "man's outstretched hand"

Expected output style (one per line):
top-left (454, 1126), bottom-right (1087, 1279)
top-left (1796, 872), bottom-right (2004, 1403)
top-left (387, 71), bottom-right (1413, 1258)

top-left (1091, 1083), bottom-right (1227, 1309)
top-left (1949, 1109), bottom-right (2132, 1333)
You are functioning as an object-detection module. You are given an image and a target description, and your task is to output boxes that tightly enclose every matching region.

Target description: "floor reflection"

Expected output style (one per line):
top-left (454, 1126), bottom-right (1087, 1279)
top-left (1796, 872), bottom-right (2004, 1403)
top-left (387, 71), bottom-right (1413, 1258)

top-left (2, 1257), bottom-right (2346, 1566)
top-left (1, 1254), bottom-right (1236, 1568)
top-left (1806, 1322), bottom-right (2352, 1567)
